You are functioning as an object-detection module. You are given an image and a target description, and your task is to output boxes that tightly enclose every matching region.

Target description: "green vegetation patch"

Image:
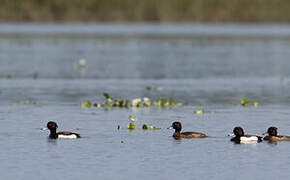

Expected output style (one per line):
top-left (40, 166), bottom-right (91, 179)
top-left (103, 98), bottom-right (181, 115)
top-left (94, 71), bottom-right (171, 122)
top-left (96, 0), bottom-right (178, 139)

top-left (1, 0), bottom-right (290, 22)
top-left (81, 92), bottom-right (182, 109)
top-left (239, 98), bottom-right (259, 107)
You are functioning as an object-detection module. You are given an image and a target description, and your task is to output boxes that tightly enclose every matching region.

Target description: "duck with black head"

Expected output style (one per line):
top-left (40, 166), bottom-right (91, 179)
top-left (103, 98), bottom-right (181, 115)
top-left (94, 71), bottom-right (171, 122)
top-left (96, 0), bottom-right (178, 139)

top-left (229, 127), bottom-right (262, 144)
top-left (168, 121), bottom-right (207, 139)
top-left (263, 127), bottom-right (290, 141)
top-left (46, 121), bottom-right (80, 139)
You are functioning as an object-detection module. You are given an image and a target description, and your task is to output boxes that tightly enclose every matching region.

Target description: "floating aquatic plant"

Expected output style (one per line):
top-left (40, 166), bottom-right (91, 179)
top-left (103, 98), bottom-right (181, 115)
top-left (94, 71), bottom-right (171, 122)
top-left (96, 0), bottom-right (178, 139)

top-left (146, 86), bottom-right (151, 91)
top-left (93, 103), bottom-right (102, 108)
top-left (146, 86), bottom-right (163, 91)
top-left (132, 98), bottom-right (142, 107)
top-left (129, 115), bottom-right (137, 122)
top-left (7, 74), bottom-right (13, 79)
top-left (74, 58), bottom-right (86, 69)
top-left (81, 92), bottom-right (182, 109)
top-left (142, 124), bottom-right (161, 130)
top-left (104, 93), bottom-right (113, 103)
top-left (149, 126), bottom-right (161, 130)
top-left (132, 97), bottom-right (153, 107)
top-left (120, 116), bottom-right (161, 131)
top-left (252, 101), bottom-right (259, 107)
top-left (88, 93), bottom-right (129, 108)
top-left (127, 123), bottom-right (135, 130)
top-left (81, 100), bottom-right (91, 108)
top-left (143, 97), bottom-right (152, 107)
top-left (142, 124), bottom-right (148, 130)
top-left (127, 115), bottom-right (136, 130)
top-left (33, 72), bottom-right (38, 79)
top-left (240, 98), bottom-right (249, 106)
top-left (196, 109), bottom-right (204, 114)
top-left (239, 98), bottom-right (259, 107)
top-left (74, 58), bottom-right (87, 78)
top-left (154, 97), bottom-right (182, 108)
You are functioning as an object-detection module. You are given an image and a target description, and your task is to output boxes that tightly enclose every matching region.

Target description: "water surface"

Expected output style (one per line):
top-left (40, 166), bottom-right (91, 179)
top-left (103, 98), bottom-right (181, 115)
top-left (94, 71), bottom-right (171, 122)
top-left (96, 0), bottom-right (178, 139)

top-left (0, 23), bottom-right (290, 180)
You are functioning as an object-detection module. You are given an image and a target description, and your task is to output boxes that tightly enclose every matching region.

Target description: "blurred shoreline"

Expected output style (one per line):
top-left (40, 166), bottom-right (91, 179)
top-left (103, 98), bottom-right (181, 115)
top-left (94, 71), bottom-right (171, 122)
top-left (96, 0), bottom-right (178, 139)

top-left (1, 23), bottom-right (290, 39)
top-left (1, 0), bottom-right (290, 22)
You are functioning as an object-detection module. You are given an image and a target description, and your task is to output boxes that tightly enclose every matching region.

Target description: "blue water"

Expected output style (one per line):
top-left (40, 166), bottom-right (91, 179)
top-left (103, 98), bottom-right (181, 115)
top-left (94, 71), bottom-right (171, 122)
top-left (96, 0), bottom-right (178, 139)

top-left (1, 23), bottom-right (290, 180)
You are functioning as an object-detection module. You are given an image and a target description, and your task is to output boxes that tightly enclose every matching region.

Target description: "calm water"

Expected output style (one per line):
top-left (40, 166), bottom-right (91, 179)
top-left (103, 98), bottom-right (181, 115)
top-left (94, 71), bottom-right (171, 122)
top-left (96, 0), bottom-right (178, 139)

top-left (1, 23), bottom-right (290, 179)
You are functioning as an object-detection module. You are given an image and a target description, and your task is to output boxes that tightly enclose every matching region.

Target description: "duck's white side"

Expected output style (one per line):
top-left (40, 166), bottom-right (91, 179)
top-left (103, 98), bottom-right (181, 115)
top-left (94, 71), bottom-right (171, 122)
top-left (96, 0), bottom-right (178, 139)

top-left (240, 136), bottom-right (259, 144)
top-left (58, 134), bottom-right (79, 139)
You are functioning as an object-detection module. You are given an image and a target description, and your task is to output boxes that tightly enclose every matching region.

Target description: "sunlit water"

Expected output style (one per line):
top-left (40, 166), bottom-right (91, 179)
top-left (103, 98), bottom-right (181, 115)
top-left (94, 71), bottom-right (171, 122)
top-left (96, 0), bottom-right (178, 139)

top-left (1, 23), bottom-right (290, 179)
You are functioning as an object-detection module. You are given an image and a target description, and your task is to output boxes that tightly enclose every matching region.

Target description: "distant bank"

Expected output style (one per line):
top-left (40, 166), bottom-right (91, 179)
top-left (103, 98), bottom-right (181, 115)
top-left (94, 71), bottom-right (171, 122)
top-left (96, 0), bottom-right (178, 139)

top-left (1, 0), bottom-right (290, 22)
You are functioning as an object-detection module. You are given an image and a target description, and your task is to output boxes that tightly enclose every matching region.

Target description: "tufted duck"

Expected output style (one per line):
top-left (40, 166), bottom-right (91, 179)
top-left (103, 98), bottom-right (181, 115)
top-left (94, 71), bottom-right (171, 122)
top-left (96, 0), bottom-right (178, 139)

top-left (46, 121), bottom-right (80, 139)
top-left (168, 121), bottom-right (207, 139)
top-left (263, 126), bottom-right (290, 141)
top-left (230, 127), bottom-right (262, 144)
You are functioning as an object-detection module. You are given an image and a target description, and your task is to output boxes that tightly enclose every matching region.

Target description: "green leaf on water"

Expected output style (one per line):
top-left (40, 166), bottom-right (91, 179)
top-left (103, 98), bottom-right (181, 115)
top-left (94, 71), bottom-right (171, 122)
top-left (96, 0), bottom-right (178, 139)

top-left (142, 124), bottom-right (148, 130)
top-left (81, 101), bottom-right (91, 108)
top-left (148, 125), bottom-right (161, 130)
top-left (196, 109), bottom-right (204, 114)
top-left (128, 115), bottom-right (137, 122)
top-left (253, 101), bottom-right (259, 107)
top-left (146, 86), bottom-right (152, 91)
top-left (132, 98), bottom-right (142, 107)
top-left (160, 98), bottom-right (168, 104)
top-left (142, 124), bottom-right (160, 130)
top-left (120, 99), bottom-right (129, 107)
top-left (143, 97), bottom-right (151, 107)
top-left (127, 123), bottom-right (135, 130)
top-left (239, 98), bottom-right (259, 107)
top-left (169, 97), bottom-right (175, 104)
top-left (103, 92), bottom-right (110, 99)
top-left (240, 98), bottom-right (249, 106)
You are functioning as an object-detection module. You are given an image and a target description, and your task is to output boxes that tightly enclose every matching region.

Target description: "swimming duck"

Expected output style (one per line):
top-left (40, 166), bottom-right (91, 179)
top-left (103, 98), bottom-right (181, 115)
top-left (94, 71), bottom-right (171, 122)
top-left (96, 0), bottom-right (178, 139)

top-left (263, 126), bottom-right (290, 141)
top-left (168, 121), bottom-right (207, 139)
top-left (46, 121), bottom-right (80, 139)
top-left (230, 127), bottom-right (262, 144)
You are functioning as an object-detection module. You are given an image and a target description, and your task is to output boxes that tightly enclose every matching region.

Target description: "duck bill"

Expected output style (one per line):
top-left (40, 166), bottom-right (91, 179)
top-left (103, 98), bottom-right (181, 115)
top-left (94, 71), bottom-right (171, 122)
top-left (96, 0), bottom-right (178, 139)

top-left (167, 126), bottom-right (173, 130)
top-left (41, 127), bottom-right (48, 130)
top-left (228, 133), bottom-right (235, 137)
top-left (262, 132), bottom-right (268, 135)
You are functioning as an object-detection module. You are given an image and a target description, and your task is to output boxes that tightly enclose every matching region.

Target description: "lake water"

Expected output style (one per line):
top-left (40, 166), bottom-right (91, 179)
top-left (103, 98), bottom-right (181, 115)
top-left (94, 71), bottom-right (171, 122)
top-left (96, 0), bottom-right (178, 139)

top-left (1, 23), bottom-right (290, 179)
